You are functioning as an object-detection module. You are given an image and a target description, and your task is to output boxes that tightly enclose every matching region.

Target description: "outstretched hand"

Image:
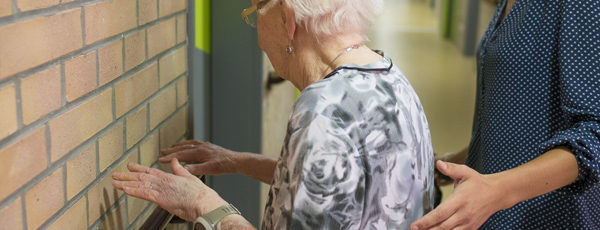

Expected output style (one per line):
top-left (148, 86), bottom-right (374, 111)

top-left (410, 161), bottom-right (509, 230)
top-left (159, 140), bottom-right (239, 176)
top-left (112, 159), bottom-right (227, 222)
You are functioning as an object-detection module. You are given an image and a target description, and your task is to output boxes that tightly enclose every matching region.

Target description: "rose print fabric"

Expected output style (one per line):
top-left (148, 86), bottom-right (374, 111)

top-left (262, 56), bottom-right (434, 229)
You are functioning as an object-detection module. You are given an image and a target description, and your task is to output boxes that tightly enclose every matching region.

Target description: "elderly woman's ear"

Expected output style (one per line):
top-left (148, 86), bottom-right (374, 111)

top-left (282, 2), bottom-right (296, 41)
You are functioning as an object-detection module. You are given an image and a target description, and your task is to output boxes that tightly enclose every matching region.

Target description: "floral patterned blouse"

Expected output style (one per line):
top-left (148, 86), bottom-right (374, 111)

top-left (262, 56), bottom-right (434, 229)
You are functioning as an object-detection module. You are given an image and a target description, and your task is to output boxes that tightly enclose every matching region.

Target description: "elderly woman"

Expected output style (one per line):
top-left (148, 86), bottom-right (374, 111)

top-left (112, 0), bottom-right (434, 229)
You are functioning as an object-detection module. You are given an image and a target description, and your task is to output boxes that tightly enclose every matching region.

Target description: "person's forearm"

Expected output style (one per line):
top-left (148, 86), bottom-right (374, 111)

top-left (234, 152), bottom-right (278, 184)
top-left (491, 146), bottom-right (579, 209)
top-left (218, 214), bottom-right (256, 230)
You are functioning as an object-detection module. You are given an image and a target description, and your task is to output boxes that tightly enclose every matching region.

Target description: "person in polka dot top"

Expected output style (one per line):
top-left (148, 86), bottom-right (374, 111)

top-left (411, 0), bottom-right (600, 229)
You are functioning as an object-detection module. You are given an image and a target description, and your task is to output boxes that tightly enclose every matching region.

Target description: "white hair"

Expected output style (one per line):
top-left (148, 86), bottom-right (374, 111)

top-left (263, 0), bottom-right (384, 39)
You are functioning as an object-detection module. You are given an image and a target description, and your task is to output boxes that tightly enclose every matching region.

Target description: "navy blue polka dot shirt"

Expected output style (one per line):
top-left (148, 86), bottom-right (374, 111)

top-left (466, 0), bottom-right (600, 228)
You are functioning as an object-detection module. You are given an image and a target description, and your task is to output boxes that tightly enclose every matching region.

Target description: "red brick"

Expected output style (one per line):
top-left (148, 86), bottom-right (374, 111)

top-left (126, 106), bottom-right (147, 149)
top-left (159, 45), bottom-right (187, 87)
top-left (47, 197), bottom-right (87, 230)
top-left (50, 89), bottom-right (113, 162)
top-left (17, 0), bottom-right (59, 11)
top-left (149, 85), bottom-right (176, 129)
top-left (114, 62), bottom-right (158, 117)
top-left (0, 127), bottom-right (47, 201)
top-left (84, 0), bottom-right (136, 45)
top-left (0, 84), bottom-right (17, 139)
top-left (66, 143), bottom-right (96, 199)
top-left (176, 14), bottom-right (187, 43)
top-left (0, 198), bottom-right (22, 230)
top-left (98, 122), bottom-right (124, 172)
top-left (159, 107), bottom-right (187, 149)
top-left (139, 0), bottom-right (157, 25)
top-left (158, 0), bottom-right (186, 17)
top-left (147, 18), bottom-right (176, 58)
top-left (176, 76), bottom-right (188, 107)
top-left (98, 40), bottom-right (123, 86)
top-left (0, 8), bottom-right (81, 79)
top-left (124, 30), bottom-right (146, 71)
top-left (0, 0), bottom-right (11, 17)
top-left (21, 65), bottom-right (61, 125)
top-left (140, 132), bottom-right (158, 167)
top-left (65, 51), bottom-right (97, 102)
top-left (25, 168), bottom-right (64, 230)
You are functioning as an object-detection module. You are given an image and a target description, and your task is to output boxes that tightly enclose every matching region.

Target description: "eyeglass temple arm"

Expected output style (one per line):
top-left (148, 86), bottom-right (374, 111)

top-left (241, 4), bottom-right (257, 20)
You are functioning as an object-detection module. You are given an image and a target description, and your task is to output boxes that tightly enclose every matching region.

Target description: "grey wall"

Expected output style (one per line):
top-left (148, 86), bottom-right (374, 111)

top-left (208, 0), bottom-right (264, 226)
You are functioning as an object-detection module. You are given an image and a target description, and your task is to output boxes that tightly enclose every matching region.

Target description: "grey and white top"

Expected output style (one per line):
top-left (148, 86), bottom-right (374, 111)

top-left (262, 56), bottom-right (434, 230)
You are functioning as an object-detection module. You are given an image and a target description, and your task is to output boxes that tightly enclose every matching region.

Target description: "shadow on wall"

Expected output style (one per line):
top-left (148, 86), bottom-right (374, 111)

top-left (101, 188), bottom-right (126, 230)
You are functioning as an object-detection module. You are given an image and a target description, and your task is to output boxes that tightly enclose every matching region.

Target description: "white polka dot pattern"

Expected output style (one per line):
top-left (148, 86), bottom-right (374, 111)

top-left (467, 0), bottom-right (600, 229)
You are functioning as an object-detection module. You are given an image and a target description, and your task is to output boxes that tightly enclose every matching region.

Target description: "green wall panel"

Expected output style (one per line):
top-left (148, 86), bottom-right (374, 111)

top-left (195, 0), bottom-right (211, 53)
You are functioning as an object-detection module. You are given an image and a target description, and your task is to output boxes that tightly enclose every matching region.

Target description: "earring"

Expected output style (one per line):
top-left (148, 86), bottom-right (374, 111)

top-left (286, 40), bottom-right (293, 54)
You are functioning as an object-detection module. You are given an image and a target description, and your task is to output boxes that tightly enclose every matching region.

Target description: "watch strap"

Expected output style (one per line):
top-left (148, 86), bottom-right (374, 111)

top-left (195, 204), bottom-right (241, 230)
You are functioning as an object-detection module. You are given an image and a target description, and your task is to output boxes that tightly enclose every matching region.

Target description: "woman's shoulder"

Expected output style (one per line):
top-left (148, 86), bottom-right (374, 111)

top-left (291, 61), bottom-right (422, 129)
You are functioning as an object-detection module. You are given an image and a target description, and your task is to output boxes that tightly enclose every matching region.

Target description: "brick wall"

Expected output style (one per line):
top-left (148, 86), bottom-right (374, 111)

top-left (0, 0), bottom-right (189, 229)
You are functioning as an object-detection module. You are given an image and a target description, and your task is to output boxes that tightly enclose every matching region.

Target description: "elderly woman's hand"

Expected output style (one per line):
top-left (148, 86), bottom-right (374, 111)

top-left (112, 159), bottom-right (227, 222)
top-left (410, 161), bottom-right (509, 230)
top-left (159, 140), bottom-right (239, 176)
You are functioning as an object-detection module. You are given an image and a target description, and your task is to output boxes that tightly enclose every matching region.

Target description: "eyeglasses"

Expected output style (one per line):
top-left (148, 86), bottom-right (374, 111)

top-left (241, 0), bottom-right (270, 28)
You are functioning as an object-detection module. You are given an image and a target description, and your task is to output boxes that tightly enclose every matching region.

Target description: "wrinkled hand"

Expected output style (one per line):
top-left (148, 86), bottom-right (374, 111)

top-left (410, 161), bottom-right (508, 230)
top-left (112, 159), bottom-right (227, 222)
top-left (159, 140), bottom-right (238, 176)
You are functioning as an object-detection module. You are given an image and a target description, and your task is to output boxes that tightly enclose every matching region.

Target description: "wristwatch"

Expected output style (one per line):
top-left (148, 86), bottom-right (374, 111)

top-left (194, 204), bottom-right (241, 230)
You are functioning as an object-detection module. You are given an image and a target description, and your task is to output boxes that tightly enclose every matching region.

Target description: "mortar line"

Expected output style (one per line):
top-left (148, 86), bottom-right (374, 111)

top-left (81, 6), bottom-right (86, 48)
top-left (156, 0), bottom-right (160, 19)
top-left (62, 165), bottom-right (68, 204)
top-left (0, 0), bottom-right (99, 27)
top-left (124, 195), bottom-right (129, 229)
top-left (129, 202), bottom-right (154, 229)
top-left (45, 124), bottom-right (52, 168)
top-left (0, 11), bottom-right (184, 85)
top-left (145, 29), bottom-right (149, 61)
top-left (112, 86), bottom-right (117, 121)
top-left (15, 79), bottom-right (23, 130)
top-left (122, 39), bottom-right (126, 74)
top-left (0, 112), bottom-right (147, 209)
top-left (21, 194), bottom-right (27, 230)
top-left (136, 0), bottom-right (140, 26)
top-left (11, 0), bottom-right (18, 14)
top-left (96, 50), bottom-right (100, 87)
top-left (123, 116), bottom-right (128, 155)
top-left (146, 100), bottom-right (151, 134)
top-left (37, 191), bottom-right (88, 229)
top-left (60, 63), bottom-right (67, 106)
top-left (85, 193), bottom-right (90, 229)
top-left (96, 139), bottom-right (100, 176)
top-left (0, 87), bottom-right (188, 226)
top-left (0, 48), bottom-right (186, 153)
top-left (175, 13), bottom-right (178, 44)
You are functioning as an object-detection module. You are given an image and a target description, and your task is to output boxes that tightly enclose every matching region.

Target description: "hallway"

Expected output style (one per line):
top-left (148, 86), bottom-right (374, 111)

top-left (368, 0), bottom-right (478, 155)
